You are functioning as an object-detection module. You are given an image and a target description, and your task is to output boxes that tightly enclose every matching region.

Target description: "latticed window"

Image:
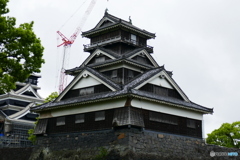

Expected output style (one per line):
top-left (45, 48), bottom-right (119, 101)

top-left (128, 70), bottom-right (134, 78)
top-left (187, 119), bottom-right (196, 128)
top-left (131, 34), bottom-right (137, 44)
top-left (95, 56), bottom-right (105, 63)
top-left (56, 117), bottom-right (65, 126)
top-left (111, 70), bottom-right (118, 78)
top-left (79, 87), bottom-right (94, 96)
top-left (75, 114), bottom-right (85, 123)
top-left (149, 111), bottom-right (178, 125)
top-left (95, 111), bottom-right (105, 121)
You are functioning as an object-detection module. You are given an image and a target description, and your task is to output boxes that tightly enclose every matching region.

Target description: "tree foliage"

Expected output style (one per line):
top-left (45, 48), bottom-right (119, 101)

top-left (28, 119), bottom-right (38, 144)
top-left (28, 92), bottom-right (58, 144)
top-left (0, 0), bottom-right (44, 94)
top-left (44, 92), bottom-right (59, 103)
top-left (206, 121), bottom-right (240, 148)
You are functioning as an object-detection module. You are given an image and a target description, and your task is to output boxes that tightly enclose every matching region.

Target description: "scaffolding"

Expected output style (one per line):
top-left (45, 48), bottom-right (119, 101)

top-left (0, 121), bottom-right (34, 148)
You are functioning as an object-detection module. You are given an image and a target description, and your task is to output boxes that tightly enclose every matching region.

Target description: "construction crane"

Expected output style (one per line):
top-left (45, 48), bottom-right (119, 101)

top-left (57, 0), bottom-right (97, 93)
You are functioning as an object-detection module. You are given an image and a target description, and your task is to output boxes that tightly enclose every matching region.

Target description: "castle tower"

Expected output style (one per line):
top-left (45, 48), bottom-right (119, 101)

top-left (0, 74), bottom-right (44, 147)
top-left (32, 12), bottom-right (213, 139)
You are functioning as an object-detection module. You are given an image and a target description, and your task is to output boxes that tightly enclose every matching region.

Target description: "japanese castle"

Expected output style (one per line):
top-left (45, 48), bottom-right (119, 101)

top-left (32, 11), bottom-right (213, 138)
top-left (0, 75), bottom-right (44, 147)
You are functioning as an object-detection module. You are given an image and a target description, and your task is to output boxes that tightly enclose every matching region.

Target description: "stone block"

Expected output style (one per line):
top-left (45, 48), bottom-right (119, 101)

top-left (133, 138), bottom-right (138, 144)
top-left (117, 133), bottom-right (125, 139)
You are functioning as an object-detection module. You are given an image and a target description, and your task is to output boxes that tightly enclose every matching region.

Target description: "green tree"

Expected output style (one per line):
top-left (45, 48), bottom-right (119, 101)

top-left (206, 121), bottom-right (240, 148)
top-left (28, 92), bottom-right (58, 144)
top-left (44, 92), bottom-right (58, 103)
top-left (0, 0), bottom-right (44, 94)
top-left (28, 118), bottom-right (38, 144)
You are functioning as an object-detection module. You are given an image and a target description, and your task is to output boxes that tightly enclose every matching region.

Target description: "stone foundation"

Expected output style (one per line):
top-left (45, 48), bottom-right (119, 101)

top-left (30, 128), bottom-right (239, 160)
top-left (0, 147), bottom-right (33, 160)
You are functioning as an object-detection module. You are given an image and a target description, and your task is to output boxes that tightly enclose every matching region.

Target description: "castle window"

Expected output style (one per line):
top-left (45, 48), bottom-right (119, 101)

top-left (131, 34), bottom-right (137, 44)
top-left (95, 111), bottom-right (105, 121)
top-left (128, 70), bottom-right (134, 78)
top-left (95, 56), bottom-right (105, 63)
top-left (111, 70), bottom-right (118, 78)
top-left (33, 80), bottom-right (38, 85)
top-left (56, 117), bottom-right (65, 126)
top-left (79, 87), bottom-right (94, 96)
top-left (75, 114), bottom-right (84, 123)
top-left (187, 119), bottom-right (196, 128)
top-left (149, 111), bottom-right (178, 125)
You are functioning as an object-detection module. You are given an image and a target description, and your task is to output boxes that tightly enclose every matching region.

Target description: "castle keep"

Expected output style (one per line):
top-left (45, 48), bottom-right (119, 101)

top-left (29, 12), bottom-right (221, 160)
top-left (0, 74), bottom-right (44, 147)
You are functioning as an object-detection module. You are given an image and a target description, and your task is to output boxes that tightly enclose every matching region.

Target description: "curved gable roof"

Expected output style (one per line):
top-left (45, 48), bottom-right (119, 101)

top-left (82, 13), bottom-right (155, 39)
top-left (57, 66), bottom-right (121, 102)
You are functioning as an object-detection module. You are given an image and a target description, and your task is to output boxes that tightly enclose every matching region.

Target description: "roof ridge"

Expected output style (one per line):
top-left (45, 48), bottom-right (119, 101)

top-left (124, 48), bottom-right (145, 57)
top-left (82, 13), bottom-right (155, 38)
top-left (124, 67), bottom-right (164, 89)
top-left (98, 47), bottom-right (121, 58)
top-left (131, 89), bottom-right (213, 113)
top-left (106, 13), bottom-right (131, 24)
top-left (85, 66), bottom-right (121, 90)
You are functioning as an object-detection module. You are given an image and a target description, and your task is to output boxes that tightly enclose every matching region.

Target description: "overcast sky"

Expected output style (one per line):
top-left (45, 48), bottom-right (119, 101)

top-left (7, 0), bottom-right (240, 137)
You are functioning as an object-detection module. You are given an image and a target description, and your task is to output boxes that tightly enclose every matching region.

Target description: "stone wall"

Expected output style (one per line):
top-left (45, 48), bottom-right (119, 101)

top-left (30, 128), bottom-right (240, 160)
top-left (0, 147), bottom-right (33, 160)
top-left (129, 129), bottom-right (239, 160)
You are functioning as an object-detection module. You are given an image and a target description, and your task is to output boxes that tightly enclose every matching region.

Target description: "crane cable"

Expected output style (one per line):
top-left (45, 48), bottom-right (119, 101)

top-left (55, 0), bottom-right (88, 91)
top-left (58, 0), bottom-right (88, 31)
top-left (56, 0), bottom-right (98, 93)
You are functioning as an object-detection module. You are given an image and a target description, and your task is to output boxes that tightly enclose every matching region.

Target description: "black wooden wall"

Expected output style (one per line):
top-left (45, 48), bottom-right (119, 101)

top-left (46, 109), bottom-right (114, 134)
top-left (44, 107), bottom-right (202, 138)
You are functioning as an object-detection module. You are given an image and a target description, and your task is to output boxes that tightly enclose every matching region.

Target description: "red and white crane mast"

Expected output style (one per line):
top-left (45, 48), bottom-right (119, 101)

top-left (57, 0), bottom-right (97, 93)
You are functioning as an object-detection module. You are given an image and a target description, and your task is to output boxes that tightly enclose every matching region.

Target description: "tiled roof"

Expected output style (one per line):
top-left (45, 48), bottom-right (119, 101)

top-left (31, 66), bottom-right (213, 114)
top-left (63, 66), bottom-right (121, 93)
top-left (98, 47), bottom-right (121, 58)
top-left (124, 67), bottom-right (164, 89)
top-left (130, 89), bottom-right (213, 113)
top-left (85, 67), bottom-right (121, 90)
top-left (31, 87), bottom-right (212, 114)
top-left (31, 90), bottom-right (128, 111)
top-left (65, 58), bottom-right (155, 75)
top-left (65, 48), bottom-right (155, 75)
top-left (82, 13), bottom-right (155, 38)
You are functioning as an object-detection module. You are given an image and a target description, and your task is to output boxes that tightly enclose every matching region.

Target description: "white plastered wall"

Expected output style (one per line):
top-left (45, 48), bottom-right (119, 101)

top-left (148, 77), bottom-right (173, 89)
top-left (40, 98), bottom-right (126, 118)
top-left (72, 76), bottom-right (101, 89)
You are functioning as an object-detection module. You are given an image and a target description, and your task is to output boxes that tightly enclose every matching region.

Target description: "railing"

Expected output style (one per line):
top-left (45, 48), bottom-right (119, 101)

top-left (84, 36), bottom-right (153, 51)
top-left (84, 36), bottom-right (121, 49)
top-left (0, 136), bottom-right (33, 148)
top-left (0, 122), bottom-right (34, 148)
top-left (123, 38), bottom-right (153, 50)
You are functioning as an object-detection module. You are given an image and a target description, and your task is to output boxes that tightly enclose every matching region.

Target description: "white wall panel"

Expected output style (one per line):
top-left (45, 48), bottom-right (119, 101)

top-left (72, 76), bottom-right (101, 89)
top-left (50, 98), bottom-right (126, 117)
top-left (148, 77), bottom-right (173, 89)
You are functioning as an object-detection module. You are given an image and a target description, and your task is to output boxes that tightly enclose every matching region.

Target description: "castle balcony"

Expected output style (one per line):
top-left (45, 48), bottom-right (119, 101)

top-left (83, 36), bottom-right (153, 53)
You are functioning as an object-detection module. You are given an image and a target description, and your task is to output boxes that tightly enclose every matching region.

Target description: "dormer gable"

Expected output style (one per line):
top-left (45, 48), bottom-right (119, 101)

top-left (82, 49), bottom-right (116, 66)
top-left (134, 70), bottom-right (189, 102)
top-left (8, 103), bottom-right (34, 119)
top-left (95, 17), bottom-right (116, 29)
top-left (15, 84), bottom-right (42, 99)
top-left (128, 50), bottom-right (159, 67)
top-left (57, 68), bottom-right (120, 101)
